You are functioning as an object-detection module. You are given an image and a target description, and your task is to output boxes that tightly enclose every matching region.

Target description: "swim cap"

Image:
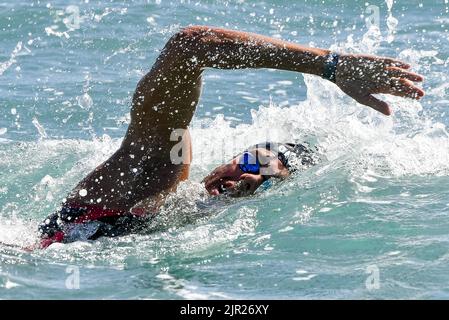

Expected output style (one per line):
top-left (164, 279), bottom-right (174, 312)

top-left (250, 141), bottom-right (317, 172)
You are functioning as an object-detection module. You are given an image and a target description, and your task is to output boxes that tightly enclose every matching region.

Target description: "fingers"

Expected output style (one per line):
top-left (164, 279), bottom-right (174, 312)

top-left (386, 66), bottom-right (424, 82)
top-left (340, 54), bottom-right (425, 115)
top-left (388, 78), bottom-right (425, 99)
top-left (354, 54), bottom-right (410, 69)
top-left (382, 57), bottom-right (410, 69)
top-left (357, 77), bottom-right (424, 115)
top-left (359, 95), bottom-right (391, 115)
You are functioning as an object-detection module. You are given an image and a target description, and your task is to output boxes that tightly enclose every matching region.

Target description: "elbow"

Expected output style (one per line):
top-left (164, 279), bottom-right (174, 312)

top-left (166, 25), bottom-right (210, 51)
top-left (160, 25), bottom-right (211, 63)
top-left (169, 26), bottom-right (199, 43)
top-left (177, 25), bottom-right (210, 40)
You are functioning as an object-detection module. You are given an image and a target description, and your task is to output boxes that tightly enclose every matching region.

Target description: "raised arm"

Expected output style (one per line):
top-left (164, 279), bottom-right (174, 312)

top-left (126, 25), bottom-right (424, 148)
top-left (61, 25), bottom-right (425, 216)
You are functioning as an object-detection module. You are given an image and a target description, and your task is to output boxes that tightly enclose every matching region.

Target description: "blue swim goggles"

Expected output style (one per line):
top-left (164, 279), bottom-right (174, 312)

top-left (239, 152), bottom-right (261, 174)
top-left (238, 151), bottom-right (271, 184)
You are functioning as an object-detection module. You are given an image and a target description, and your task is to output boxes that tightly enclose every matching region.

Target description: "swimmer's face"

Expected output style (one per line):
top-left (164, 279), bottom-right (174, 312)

top-left (202, 148), bottom-right (288, 197)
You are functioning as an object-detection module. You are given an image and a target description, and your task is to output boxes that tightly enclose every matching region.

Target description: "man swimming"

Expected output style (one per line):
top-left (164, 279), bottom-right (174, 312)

top-left (38, 25), bottom-right (424, 248)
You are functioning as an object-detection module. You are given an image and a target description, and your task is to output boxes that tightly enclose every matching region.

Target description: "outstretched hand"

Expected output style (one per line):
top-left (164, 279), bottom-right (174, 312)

top-left (335, 54), bottom-right (425, 115)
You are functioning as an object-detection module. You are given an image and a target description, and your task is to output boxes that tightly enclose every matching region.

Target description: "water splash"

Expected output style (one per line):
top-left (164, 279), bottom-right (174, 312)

top-left (0, 42), bottom-right (30, 76)
top-left (32, 117), bottom-right (48, 140)
top-left (385, 0), bottom-right (398, 43)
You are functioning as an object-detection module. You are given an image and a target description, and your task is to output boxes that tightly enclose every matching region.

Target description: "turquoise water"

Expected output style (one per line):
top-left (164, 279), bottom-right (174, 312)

top-left (1, 0), bottom-right (449, 299)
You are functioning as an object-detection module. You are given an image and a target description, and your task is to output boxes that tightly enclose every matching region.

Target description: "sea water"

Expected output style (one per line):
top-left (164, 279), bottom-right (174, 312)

top-left (1, 0), bottom-right (449, 299)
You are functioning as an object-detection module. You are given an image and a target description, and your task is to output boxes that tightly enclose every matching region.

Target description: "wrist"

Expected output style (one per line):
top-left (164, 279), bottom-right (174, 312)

top-left (321, 52), bottom-right (340, 83)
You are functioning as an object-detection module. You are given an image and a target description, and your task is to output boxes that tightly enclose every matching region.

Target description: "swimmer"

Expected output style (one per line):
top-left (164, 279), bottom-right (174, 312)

top-left (38, 25), bottom-right (424, 248)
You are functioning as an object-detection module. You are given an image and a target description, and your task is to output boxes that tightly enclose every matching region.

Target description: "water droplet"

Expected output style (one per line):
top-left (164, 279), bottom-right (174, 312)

top-left (77, 93), bottom-right (93, 109)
